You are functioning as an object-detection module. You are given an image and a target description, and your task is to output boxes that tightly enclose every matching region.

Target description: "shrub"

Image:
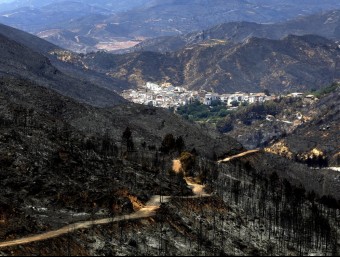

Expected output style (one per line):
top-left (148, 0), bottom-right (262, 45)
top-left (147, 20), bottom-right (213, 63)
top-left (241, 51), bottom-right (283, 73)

top-left (179, 152), bottom-right (195, 174)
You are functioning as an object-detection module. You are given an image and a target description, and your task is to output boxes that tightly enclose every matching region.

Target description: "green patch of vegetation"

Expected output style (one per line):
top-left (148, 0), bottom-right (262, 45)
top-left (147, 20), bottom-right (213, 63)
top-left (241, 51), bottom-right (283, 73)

top-left (311, 83), bottom-right (339, 98)
top-left (176, 101), bottom-right (232, 123)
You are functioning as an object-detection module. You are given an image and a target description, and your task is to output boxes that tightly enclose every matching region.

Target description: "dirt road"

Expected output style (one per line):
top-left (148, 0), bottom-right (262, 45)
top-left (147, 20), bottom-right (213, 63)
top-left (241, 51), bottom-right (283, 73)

top-left (0, 199), bottom-right (161, 248)
top-left (0, 149), bottom-right (257, 249)
top-left (184, 177), bottom-right (209, 197)
top-left (218, 149), bottom-right (260, 163)
top-left (0, 179), bottom-right (207, 249)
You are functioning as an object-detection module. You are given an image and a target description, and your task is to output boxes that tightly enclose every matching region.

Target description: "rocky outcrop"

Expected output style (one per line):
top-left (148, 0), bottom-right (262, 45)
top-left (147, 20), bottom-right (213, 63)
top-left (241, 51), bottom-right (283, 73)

top-left (265, 141), bottom-right (294, 160)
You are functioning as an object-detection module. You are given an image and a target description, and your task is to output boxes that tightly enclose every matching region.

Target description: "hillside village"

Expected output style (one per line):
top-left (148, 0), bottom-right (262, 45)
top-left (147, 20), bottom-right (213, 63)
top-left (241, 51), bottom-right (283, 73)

top-left (121, 82), bottom-right (311, 109)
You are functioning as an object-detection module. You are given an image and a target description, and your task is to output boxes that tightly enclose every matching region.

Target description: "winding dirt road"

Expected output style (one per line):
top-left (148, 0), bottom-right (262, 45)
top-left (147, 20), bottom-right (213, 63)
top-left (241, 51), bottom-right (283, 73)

top-left (184, 177), bottom-right (209, 197)
top-left (0, 149), bottom-right (255, 249)
top-left (218, 149), bottom-right (260, 163)
top-left (0, 179), bottom-right (207, 249)
top-left (0, 200), bottom-right (160, 249)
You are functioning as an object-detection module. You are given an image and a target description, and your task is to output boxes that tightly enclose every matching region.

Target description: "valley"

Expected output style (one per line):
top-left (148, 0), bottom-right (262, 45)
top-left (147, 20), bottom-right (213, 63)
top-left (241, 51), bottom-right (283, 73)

top-left (0, 1), bottom-right (339, 256)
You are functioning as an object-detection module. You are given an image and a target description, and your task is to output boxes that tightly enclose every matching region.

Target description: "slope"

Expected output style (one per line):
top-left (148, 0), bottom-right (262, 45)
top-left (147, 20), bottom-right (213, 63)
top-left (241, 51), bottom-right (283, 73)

top-left (0, 23), bottom-right (59, 55)
top-left (0, 75), bottom-right (242, 245)
top-left (0, 78), bottom-right (339, 257)
top-left (267, 85), bottom-right (340, 167)
top-left (0, 32), bottom-right (125, 107)
top-left (0, 23), bottom-right (131, 105)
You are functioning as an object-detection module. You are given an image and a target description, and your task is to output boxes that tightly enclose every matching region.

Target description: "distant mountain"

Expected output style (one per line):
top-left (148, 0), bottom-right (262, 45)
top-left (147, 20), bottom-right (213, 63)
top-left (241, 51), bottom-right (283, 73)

top-left (1, 0), bottom-right (340, 52)
top-left (62, 0), bottom-right (340, 38)
top-left (125, 10), bottom-right (340, 53)
top-left (0, 24), bottom-right (126, 107)
top-left (0, 0), bottom-right (55, 11)
top-left (68, 34), bottom-right (340, 94)
top-left (0, 0), bottom-right (149, 12)
top-left (0, 2), bottom-right (112, 33)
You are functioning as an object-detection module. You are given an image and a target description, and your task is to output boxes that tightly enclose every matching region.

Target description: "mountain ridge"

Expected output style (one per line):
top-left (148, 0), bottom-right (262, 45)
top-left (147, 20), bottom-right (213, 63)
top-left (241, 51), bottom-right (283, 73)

top-left (122, 9), bottom-right (340, 54)
top-left (67, 34), bottom-right (340, 94)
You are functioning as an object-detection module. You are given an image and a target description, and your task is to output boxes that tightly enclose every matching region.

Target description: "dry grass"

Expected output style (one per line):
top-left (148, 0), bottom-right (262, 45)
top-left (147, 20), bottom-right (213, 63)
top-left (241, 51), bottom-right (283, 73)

top-left (172, 159), bottom-right (182, 174)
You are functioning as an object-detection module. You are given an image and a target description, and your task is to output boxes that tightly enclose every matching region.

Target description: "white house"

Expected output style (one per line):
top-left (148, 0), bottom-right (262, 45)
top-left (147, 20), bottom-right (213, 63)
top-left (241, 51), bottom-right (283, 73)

top-left (146, 82), bottom-right (161, 91)
top-left (174, 87), bottom-right (186, 93)
top-left (305, 95), bottom-right (315, 100)
top-left (204, 93), bottom-right (219, 105)
top-left (227, 94), bottom-right (242, 106)
top-left (291, 92), bottom-right (304, 98)
top-left (249, 93), bottom-right (266, 104)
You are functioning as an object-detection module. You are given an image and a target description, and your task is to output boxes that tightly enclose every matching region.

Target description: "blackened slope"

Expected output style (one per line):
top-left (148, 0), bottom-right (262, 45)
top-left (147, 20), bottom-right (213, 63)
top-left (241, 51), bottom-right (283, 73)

top-left (269, 86), bottom-right (340, 166)
top-left (0, 77), bottom-right (194, 243)
top-left (239, 151), bottom-right (340, 200)
top-left (0, 23), bottom-right (60, 55)
top-left (0, 77), bottom-right (338, 256)
top-left (0, 77), bottom-right (242, 162)
top-left (0, 33), bottom-right (125, 107)
top-left (0, 23), bottom-right (130, 93)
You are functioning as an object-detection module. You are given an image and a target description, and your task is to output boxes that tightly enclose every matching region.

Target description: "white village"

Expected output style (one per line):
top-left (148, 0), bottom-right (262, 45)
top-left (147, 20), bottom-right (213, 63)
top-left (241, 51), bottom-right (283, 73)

top-left (121, 82), bottom-right (311, 109)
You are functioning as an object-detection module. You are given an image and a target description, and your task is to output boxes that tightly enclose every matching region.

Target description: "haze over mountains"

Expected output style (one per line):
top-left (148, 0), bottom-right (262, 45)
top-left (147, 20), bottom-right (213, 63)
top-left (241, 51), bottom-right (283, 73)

top-left (0, 0), bottom-right (149, 12)
top-left (1, 0), bottom-right (340, 52)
